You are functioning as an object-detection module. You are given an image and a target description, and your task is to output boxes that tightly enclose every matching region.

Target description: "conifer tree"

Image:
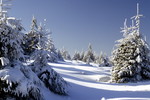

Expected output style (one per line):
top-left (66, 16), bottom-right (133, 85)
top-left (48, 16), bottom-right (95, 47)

top-left (57, 49), bottom-right (64, 61)
top-left (25, 17), bottom-right (60, 62)
top-left (31, 20), bottom-right (68, 95)
top-left (24, 16), bottom-right (39, 55)
top-left (96, 52), bottom-right (110, 67)
top-left (111, 4), bottom-right (150, 83)
top-left (31, 48), bottom-right (68, 95)
top-left (83, 43), bottom-right (95, 64)
top-left (0, 0), bottom-right (25, 63)
top-left (0, 1), bottom-right (67, 99)
top-left (60, 47), bottom-right (71, 60)
top-left (79, 51), bottom-right (85, 61)
top-left (72, 51), bottom-right (80, 60)
top-left (37, 19), bottom-right (59, 62)
top-left (0, 1), bottom-right (44, 99)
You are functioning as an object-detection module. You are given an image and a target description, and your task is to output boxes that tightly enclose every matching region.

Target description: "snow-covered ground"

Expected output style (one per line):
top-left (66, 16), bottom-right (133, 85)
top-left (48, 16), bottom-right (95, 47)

top-left (44, 60), bottom-right (150, 100)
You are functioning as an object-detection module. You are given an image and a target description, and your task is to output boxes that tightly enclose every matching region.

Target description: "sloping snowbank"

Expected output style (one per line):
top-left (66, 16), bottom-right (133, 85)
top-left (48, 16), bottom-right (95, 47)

top-left (43, 60), bottom-right (150, 100)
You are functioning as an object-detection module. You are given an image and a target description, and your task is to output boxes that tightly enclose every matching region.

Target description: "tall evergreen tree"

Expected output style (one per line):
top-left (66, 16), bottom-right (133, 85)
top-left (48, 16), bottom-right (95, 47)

top-left (25, 17), bottom-right (60, 62)
top-left (24, 16), bottom-right (39, 55)
top-left (31, 20), bottom-right (68, 95)
top-left (37, 19), bottom-right (59, 62)
top-left (0, 1), bottom-right (44, 99)
top-left (31, 48), bottom-right (68, 95)
top-left (111, 4), bottom-right (150, 83)
top-left (0, 1), bottom-right (67, 99)
top-left (0, 1), bottom-right (25, 63)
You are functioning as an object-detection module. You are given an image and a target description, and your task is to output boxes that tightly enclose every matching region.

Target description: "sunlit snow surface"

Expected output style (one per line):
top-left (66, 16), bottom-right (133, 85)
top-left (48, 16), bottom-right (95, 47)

top-left (43, 60), bottom-right (150, 100)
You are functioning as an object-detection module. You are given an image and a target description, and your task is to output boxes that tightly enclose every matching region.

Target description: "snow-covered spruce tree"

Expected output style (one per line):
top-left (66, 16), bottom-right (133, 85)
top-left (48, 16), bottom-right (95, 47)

top-left (96, 52), bottom-right (110, 67)
top-left (38, 19), bottom-right (60, 62)
top-left (111, 4), bottom-right (150, 83)
top-left (79, 51), bottom-right (85, 61)
top-left (31, 49), bottom-right (68, 95)
top-left (56, 49), bottom-right (64, 61)
top-left (25, 17), bottom-right (60, 62)
top-left (0, 1), bottom-right (43, 99)
top-left (23, 16), bottom-right (39, 55)
top-left (83, 43), bottom-right (95, 64)
top-left (72, 51), bottom-right (80, 60)
top-left (0, 18), bottom-right (24, 62)
top-left (60, 47), bottom-right (71, 60)
top-left (31, 21), bottom-right (68, 95)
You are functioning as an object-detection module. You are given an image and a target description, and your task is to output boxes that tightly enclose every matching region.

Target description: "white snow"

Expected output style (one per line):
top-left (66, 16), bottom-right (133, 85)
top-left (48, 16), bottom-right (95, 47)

top-left (1, 60), bottom-right (149, 100)
top-left (0, 57), bottom-right (9, 66)
top-left (41, 60), bottom-right (150, 100)
top-left (136, 55), bottom-right (142, 63)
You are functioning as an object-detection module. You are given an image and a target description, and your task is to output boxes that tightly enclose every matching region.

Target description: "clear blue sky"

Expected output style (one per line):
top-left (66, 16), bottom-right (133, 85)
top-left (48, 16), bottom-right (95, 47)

top-left (8, 0), bottom-right (150, 56)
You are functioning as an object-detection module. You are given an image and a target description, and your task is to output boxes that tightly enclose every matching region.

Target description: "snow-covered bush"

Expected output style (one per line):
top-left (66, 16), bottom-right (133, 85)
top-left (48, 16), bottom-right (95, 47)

top-left (111, 4), bottom-right (150, 83)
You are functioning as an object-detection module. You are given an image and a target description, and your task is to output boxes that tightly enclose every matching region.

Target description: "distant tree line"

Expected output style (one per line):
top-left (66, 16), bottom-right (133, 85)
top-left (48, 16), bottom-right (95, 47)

top-left (60, 44), bottom-right (111, 67)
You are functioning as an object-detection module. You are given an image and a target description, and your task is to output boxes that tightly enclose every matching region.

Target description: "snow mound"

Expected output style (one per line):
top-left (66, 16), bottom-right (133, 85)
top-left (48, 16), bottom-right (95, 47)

top-left (47, 60), bottom-right (150, 100)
